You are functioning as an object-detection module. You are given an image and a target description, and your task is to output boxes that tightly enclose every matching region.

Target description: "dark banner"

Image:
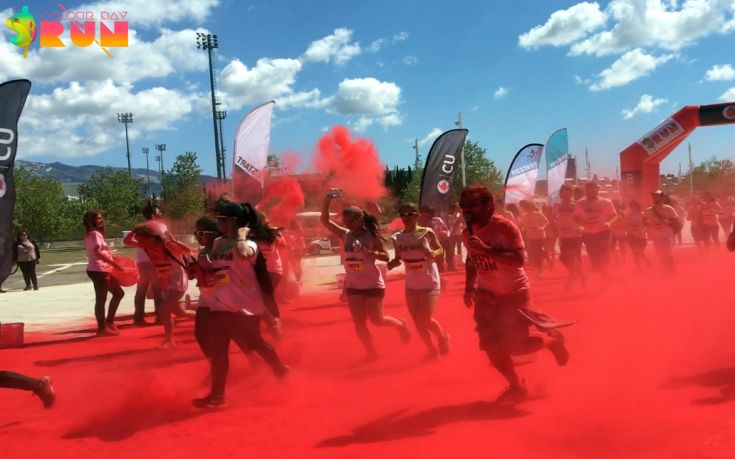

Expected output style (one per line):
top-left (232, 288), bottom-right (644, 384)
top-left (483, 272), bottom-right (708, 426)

top-left (0, 79), bottom-right (32, 284)
top-left (699, 102), bottom-right (735, 126)
top-left (419, 129), bottom-right (468, 214)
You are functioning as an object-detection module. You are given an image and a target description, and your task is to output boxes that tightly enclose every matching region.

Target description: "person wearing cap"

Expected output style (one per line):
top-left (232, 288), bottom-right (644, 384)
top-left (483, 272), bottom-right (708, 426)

top-left (644, 190), bottom-right (678, 273)
top-left (573, 182), bottom-right (618, 279)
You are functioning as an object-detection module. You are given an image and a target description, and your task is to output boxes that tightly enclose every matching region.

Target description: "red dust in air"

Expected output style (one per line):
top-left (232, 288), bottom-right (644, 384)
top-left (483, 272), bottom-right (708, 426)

top-left (258, 176), bottom-right (306, 227)
top-left (314, 126), bottom-right (386, 201)
top-left (385, 217), bottom-right (403, 233)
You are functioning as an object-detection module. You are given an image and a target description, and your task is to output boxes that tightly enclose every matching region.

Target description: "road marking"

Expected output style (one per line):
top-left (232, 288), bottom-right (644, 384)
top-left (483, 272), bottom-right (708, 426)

top-left (47, 262), bottom-right (87, 267)
top-left (39, 264), bottom-right (76, 278)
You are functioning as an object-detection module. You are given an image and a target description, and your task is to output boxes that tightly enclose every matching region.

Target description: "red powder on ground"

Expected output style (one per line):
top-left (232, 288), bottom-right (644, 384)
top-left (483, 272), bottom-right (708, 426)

top-left (314, 126), bottom-right (386, 201)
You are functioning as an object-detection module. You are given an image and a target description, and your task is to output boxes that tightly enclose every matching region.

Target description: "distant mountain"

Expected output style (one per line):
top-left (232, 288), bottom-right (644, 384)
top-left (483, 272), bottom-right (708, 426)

top-left (15, 160), bottom-right (217, 197)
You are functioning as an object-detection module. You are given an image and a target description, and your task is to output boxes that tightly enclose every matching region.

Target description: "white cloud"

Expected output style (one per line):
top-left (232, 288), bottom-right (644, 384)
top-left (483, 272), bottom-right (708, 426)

top-left (418, 128), bottom-right (443, 147)
top-left (328, 77), bottom-right (401, 115)
top-left (705, 64), bottom-right (735, 81)
top-left (74, 0), bottom-right (220, 28)
top-left (0, 28), bottom-right (208, 84)
top-left (377, 113), bottom-right (403, 128)
top-left (590, 48), bottom-right (674, 91)
top-left (720, 87), bottom-right (735, 101)
top-left (368, 31), bottom-right (409, 53)
top-left (622, 94), bottom-right (668, 119)
top-left (494, 86), bottom-right (509, 99)
top-left (402, 55), bottom-right (418, 65)
top-left (218, 58), bottom-right (306, 109)
top-left (352, 117), bottom-right (374, 133)
top-left (302, 28), bottom-right (361, 65)
top-left (17, 80), bottom-right (203, 158)
top-left (569, 0), bottom-right (735, 57)
top-left (519, 2), bottom-right (607, 49)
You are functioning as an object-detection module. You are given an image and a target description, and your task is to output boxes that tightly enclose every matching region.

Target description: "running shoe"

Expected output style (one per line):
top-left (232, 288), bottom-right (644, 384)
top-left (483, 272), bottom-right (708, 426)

top-left (547, 330), bottom-right (570, 366)
top-left (438, 332), bottom-right (451, 356)
top-left (35, 377), bottom-right (56, 408)
top-left (96, 328), bottom-right (119, 337)
top-left (399, 320), bottom-right (411, 343)
top-left (105, 323), bottom-right (119, 332)
top-left (494, 383), bottom-right (528, 405)
top-left (274, 364), bottom-right (291, 380)
top-left (192, 397), bottom-right (227, 409)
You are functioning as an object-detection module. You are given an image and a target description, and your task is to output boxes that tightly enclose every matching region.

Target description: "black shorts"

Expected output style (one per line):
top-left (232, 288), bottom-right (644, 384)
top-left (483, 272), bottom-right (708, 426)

top-left (345, 288), bottom-right (385, 298)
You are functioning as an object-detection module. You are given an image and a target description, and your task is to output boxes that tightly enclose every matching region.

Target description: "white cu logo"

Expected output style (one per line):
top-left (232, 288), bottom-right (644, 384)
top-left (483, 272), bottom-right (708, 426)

top-left (0, 128), bottom-right (14, 161)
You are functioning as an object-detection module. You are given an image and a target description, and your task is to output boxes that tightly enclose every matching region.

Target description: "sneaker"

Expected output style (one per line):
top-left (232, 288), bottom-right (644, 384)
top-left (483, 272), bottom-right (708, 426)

top-left (494, 383), bottom-right (528, 405)
top-left (23, 286), bottom-right (31, 291)
top-left (398, 320), bottom-right (411, 344)
top-left (192, 397), bottom-right (226, 410)
top-left (33, 286), bottom-right (39, 290)
top-left (35, 377), bottom-right (56, 409)
top-left (274, 364), bottom-right (291, 380)
top-left (133, 320), bottom-right (149, 327)
top-left (106, 323), bottom-right (119, 332)
top-left (547, 330), bottom-right (570, 366)
top-left (423, 349), bottom-right (440, 362)
top-left (438, 332), bottom-right (451, 356)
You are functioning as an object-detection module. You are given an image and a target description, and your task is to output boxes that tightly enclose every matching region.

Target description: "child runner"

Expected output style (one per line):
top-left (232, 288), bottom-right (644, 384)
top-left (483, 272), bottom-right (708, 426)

top-left (194, 203), bottom-right (289, 409)
top-left (387, 203), bottom-right (451, 360)
top-left (461, 185), bottom-right (571, 403)
top-left (321, 192), bottom-right (410, 360)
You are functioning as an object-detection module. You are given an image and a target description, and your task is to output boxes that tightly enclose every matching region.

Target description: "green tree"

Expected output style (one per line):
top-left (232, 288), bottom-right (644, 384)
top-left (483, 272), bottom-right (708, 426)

top-left (678, 156), bottom-right (735, 196)
top-left (12, 167), bottom-right (69, 242)
top-left (78, 167), bottom-right (147, 236)
top-left (452, 140), bottom-right (503, 200)
top-left (161, 151), bottom-right (206, 233)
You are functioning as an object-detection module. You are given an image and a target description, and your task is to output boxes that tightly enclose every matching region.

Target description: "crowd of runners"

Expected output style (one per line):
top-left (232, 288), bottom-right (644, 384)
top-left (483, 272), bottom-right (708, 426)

top-left (4, 183), bottom-right (735, 410)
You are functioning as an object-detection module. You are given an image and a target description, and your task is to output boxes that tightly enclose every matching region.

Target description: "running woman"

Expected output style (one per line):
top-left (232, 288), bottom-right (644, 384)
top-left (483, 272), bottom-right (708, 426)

top-left (387, 203), bottom-right (451, 360)
top-left (644, 190), bottom-right (678, 273)
top-left (194, 203), bottom-right (289, 409)
top-left (554, 185), bottom-right (584, 288)
top-left (321, 191), bottom-right (410, 360)
top-left (189, 217), bottom-right (220, 357)
top-left (461, 185), bottom-right (571, 403)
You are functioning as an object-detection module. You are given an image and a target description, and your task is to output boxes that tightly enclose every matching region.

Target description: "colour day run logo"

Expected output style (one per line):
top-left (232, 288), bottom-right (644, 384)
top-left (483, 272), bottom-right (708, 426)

top-left (5, 4), bottom-right (128, 59)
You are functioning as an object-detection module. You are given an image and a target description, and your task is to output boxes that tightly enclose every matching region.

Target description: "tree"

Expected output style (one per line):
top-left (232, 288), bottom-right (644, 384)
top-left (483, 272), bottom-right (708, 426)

top-left (78, 167), bottom-right (147, 237)
top-left (161, 151), bottom-right (206, 233)
top-left (12, 167), bottom-right (70, 242)
top-left (452, 140), bottom-right (504, 200)
top-left (678, 156), bottom-right (735, 196)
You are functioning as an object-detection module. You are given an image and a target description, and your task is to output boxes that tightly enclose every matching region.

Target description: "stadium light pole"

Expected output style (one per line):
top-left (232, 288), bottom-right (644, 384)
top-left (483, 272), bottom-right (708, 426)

top-left (215, 109), bottom-right (227, 179)
top-left (454, 112), bottom-right (466, 187)
top-left (142, 147), bottom-right (151, 198)
top-left (196, 32), bottom-right (223, 181)
top-left (155, 143), bottom-right (166, 191)
top-left (117, 112), bottom-right (133, 175)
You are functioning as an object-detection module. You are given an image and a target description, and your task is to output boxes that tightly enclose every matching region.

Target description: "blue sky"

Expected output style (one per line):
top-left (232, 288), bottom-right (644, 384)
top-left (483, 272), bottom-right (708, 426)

top-left (2, 0), bottom-right (735, 179)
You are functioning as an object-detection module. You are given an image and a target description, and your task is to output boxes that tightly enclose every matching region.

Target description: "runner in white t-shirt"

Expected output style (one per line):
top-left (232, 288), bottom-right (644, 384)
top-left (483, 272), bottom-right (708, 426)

top-left (322, 192), bottom-right (410, 360)
top-left (554, 185), bottom-right (584, 288)
top-left (194, 203), bottom-right (289, 409)
top-left (574, 182), bottom-right (617, 277)
top-left (387, 203), bottom-right (450, 360)
top-left (461, 185), bottom-right (572, 404)
top-left (644, 190), bottom-right (678, 273)
top-left (623, 201), bottom-right (651, 271)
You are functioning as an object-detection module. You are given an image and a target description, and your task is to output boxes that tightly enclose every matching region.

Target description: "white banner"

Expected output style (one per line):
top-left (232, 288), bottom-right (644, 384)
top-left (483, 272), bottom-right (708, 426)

top-left (546, 158), bottom-right (568, 204)
top-left (233, 101), bottom-right (275, 186)
top-left (504, 143), bottom-right (543, 204)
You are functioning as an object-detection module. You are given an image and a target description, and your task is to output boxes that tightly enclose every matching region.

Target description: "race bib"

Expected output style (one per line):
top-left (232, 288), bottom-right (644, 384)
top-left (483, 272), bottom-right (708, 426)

top-left (155, 264), bottom-right (172, 280)
top-left (345, 260), bottom-right (363, 273)
top-left (213, 267), bottom-right (231, 287)
top-left (405, 260), bottom-right (427, 273)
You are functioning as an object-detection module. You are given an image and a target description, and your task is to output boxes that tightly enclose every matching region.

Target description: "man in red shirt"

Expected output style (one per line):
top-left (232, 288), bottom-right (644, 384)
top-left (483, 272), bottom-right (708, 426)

top-left (461, 185), bottom-right (571, 403)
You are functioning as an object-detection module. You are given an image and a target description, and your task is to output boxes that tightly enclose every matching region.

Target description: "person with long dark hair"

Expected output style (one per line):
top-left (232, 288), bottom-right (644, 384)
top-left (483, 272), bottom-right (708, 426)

top-left (322, 192), bottom-right (410, 360)
top-left (387, 203), bottom-right (450, 360)
top-left (194, 202), bottom-right (289, 409)
top-left (13, 230), bottom-right (40, 290)
top-left (83, 211), bottom-right (123, 337)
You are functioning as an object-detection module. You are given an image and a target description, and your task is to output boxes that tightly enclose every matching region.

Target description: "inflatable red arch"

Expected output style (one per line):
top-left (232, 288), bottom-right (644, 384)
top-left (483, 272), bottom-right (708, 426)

top-left (619, 101), bottom-right (735, 203)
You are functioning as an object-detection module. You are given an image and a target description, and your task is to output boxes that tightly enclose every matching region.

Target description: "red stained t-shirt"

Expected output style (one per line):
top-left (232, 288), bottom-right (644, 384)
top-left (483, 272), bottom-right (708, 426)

top-left (463, 214), bottom-right (529, 296)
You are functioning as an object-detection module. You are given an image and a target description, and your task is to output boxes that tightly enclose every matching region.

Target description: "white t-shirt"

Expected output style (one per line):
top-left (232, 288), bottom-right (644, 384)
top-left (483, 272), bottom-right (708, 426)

top-left (554, 202), bottom-right (582, 239)
top-left (393, 228), bottom-right (441, 291)
top-left (645, 204), bottom-right (678, 240)
top-left (574, 198), bottom-right (617, 234)
top-left (208, 237), bottom-right (265, 315)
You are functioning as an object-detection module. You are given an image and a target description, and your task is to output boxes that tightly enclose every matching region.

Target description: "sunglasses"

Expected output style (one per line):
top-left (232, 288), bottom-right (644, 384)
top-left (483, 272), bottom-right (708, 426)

top-left (195, 230), bottom-right (215, 237)
top-left (216, 215), bottom-right (234, 222)
top-left (399, 212), bottom-right (417, 217)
